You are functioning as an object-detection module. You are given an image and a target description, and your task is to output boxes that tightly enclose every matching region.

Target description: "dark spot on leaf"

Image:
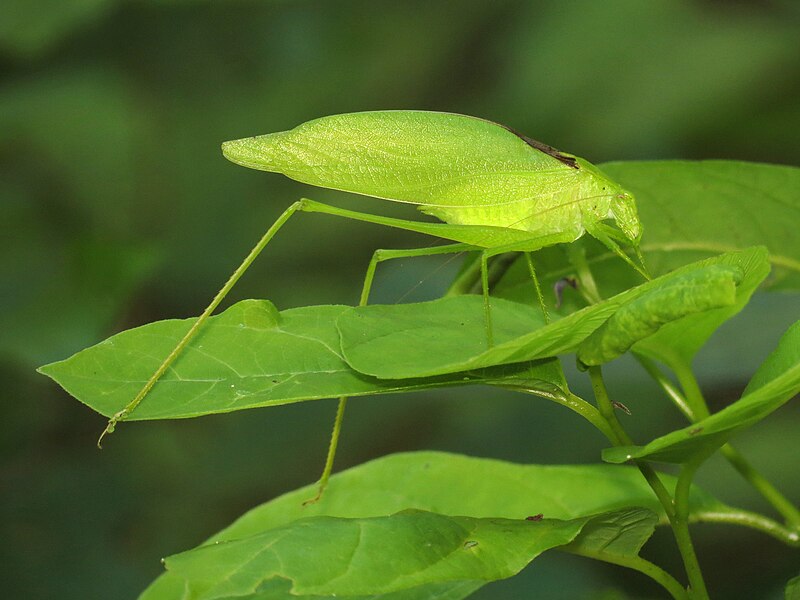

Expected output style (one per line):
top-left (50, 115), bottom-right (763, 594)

top-left (464, 540), bottom-right (479, 549)
top-left (689, 426), bottom-right (704, 436)
top-left (526, 514), bottom-right (544, 521)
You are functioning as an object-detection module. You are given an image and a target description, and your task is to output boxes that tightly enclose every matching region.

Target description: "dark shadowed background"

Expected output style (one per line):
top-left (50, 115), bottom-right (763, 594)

top-left (3, 1), bottom-right (799, 598)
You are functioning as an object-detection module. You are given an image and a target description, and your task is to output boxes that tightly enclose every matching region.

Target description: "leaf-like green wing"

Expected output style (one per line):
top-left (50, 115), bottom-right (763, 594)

top-left (38, 299), bottom-right (565, 420)
top-left (222, 111), bottom-right (579, 208)
top-left (140, 451), bottom-right (732, 599)
top-left (604, 320), bottom-right (800, 464)
top-left (339, 248), bottom-right (768, 379)
top-left (601, 161), bottom-right (800, 290)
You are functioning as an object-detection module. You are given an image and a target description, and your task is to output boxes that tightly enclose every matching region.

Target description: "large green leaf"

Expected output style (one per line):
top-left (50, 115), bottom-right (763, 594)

top-left (603, 161), bottom-right (800, 291)
top-left (140, 451), bottom-right (731, 599)
top-left (604, 320), bottom-right (800, 465)
top-left (162, 508), bottom-right (652, 600)
top-left (38, 299), bottom-right (565, 420)
top-left (339, 248), bottom-right (768, 379)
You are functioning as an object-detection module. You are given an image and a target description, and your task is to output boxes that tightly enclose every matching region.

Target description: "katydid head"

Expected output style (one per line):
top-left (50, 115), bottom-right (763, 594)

top-left (610, 190), bottom-right (642, 244)
top-left (573, 157), bottom-right (641, 245)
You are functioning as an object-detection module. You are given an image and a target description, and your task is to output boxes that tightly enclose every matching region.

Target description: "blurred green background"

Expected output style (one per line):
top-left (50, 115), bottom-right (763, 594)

top-left (3, 0), bottom-right (799, 598)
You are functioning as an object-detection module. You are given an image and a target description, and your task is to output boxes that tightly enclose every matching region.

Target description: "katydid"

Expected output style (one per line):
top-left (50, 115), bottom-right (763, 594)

top-left (98, 111), bottom-right (647, 499)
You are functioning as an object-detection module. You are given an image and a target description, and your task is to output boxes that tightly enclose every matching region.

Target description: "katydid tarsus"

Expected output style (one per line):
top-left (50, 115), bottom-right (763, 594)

top-left (98, 111), bottom-right (648, 500)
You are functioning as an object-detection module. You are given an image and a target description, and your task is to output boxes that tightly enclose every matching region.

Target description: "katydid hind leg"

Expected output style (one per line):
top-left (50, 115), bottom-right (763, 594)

top-left (98, 195), bottom-right (488, 446)
top-left (305, 242), bottom-right (474, 504)
top-left (97, 199), bottom-right (308, 447)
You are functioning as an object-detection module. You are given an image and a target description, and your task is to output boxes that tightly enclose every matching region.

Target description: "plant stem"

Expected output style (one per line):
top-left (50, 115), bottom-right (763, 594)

top-left (507, 386), bottom-right (617, 443)
top-left (719, 444), bottom-right (800, 528)
top-left (693, 508), bottom-right (800, 546)
top-left (589, 366), bottom-right (710, 598)
top-left (563, 547), bottom-right (688, 599)
top-left (588, 367), bottom-right (676, 518)
top-left (674, 457), bottom-right (710, 599)
top-left (636, 355), bottom-right (695, 420)
top-left (670, 360), bottom-right (710, 420)
top-left (566, 243), bottom-right (602, 304)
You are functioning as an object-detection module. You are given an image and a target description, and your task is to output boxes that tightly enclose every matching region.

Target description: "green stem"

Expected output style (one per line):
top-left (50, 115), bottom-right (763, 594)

top-left (674, 458), bottom-right (710, 599)
top-left (693, 508), bottom-right (800, 546)
top-left (636, 355), bottom-right (695, 420)
top-left (671, 360), bottom-right (710, 420)
top-left (563, 547), bottom-right (688, 600)
top-left (588, 367), bottom-right (676, 518)
top-left (506, 387), bottom-right (617, 443)
top-left (589, 366), bottom-right (712, 597)
top-left (719, 444), bottom-right (800, 528)
top-left (566, 243), bottom-right (602, 304)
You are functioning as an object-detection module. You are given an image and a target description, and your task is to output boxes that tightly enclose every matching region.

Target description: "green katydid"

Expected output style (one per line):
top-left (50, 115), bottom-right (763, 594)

top-left (98, 111), bottom-right (648, 498)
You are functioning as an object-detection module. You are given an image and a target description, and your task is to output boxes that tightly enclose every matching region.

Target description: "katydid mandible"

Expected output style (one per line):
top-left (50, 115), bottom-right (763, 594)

top-left (98, 111), bottom-right (647, 497)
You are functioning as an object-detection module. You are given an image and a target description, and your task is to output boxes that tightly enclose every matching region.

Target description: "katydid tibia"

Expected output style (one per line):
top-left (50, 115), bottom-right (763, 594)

top-left (98, 111), bottom-right (648, 499)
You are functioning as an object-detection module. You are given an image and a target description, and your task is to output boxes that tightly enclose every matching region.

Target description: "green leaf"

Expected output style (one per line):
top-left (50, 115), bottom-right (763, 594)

top-left (604, 320), bottom-right (800, 464)
top-left (601, 161), bottom-right (800, 291)
top-left (163, 509), bottom-right (615, 599)
top-left (141, 451), bottom-right (731, 599)
top-left (577, 264), bottom-right (742, 367)
top-left (743, 321), bottom-right (800, 397)
top-left (38, 299), bottom-right (565, 420)
top-left (630, 208), bottom-right (772, 372)
top-left (561, 508), bottom-right (656, 559)
top-left (339, 248), bottom-right (768, 379)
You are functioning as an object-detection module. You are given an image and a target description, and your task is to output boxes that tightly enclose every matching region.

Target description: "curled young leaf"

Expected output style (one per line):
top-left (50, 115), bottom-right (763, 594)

top-left (577, 265), bottom-right (743, 367)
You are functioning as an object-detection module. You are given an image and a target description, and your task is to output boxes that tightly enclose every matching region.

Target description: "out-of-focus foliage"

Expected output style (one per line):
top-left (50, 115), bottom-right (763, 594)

top-left (3, 1), bottom-right (799, 598)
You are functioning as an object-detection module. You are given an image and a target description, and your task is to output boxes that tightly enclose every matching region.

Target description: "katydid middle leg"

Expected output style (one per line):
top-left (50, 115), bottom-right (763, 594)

top-left (305, 241), bottom-right (476, 504)
top-left (477, 230), bottom-right (581, 348)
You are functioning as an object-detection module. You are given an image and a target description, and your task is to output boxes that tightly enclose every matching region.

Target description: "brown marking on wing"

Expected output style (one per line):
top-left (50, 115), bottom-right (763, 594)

top-left (492, 119), bottom-right (579, 169)
top-left (506, 127), bottom-right (578, 169)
